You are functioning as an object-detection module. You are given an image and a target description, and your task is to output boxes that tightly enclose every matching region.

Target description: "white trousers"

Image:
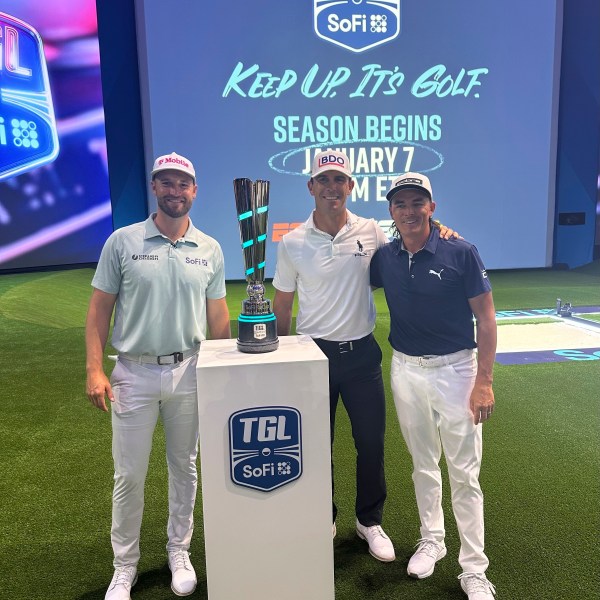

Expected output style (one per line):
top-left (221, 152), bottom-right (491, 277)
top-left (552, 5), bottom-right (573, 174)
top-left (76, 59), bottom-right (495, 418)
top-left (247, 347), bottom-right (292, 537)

top-left (390, 349), bottom-right (489, 573)
top-left (110, 355), bottom-right (199, 567)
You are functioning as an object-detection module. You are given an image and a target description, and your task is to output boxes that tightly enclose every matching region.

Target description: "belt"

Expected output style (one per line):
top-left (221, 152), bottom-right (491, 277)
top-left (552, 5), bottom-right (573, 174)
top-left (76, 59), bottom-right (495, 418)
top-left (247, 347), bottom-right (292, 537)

top-left (313, 333), bottom-right (373, 355)
top-left (393, 348), bottom-right (474, 368)
top-left (119, 346), bottom-right (200, 365)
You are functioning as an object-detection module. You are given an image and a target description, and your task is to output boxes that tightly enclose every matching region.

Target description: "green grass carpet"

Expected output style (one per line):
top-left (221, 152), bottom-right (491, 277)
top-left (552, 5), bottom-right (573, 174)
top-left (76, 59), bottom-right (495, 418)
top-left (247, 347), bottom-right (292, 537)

top-left (0, 263), bottom-right (599, 599)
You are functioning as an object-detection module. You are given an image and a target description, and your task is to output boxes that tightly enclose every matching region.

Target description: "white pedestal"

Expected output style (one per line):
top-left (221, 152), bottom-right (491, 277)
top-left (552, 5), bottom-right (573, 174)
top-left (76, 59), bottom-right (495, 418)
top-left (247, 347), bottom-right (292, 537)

top-left (196, 335), bottom-right (334, 600)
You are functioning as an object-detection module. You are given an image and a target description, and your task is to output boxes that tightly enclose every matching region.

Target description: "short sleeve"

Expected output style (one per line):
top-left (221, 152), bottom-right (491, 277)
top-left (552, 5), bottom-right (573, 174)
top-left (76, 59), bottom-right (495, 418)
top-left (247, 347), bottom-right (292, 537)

top-left (91, 233), bottom-right (122, 294)
top-left (272, 236), bottom-right (297, 292)
top-left (463, 244), bottom-right (492, 299)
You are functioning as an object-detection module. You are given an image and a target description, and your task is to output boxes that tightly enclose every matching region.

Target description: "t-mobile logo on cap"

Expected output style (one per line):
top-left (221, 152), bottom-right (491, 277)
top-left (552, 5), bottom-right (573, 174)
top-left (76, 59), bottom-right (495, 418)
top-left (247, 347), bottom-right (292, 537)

top-left (160, 156), bottom-right (190, 168)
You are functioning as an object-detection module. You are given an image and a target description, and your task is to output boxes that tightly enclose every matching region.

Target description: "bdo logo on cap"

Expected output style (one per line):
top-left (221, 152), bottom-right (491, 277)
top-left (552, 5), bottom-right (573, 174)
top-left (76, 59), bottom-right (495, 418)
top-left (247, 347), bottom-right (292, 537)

top-left (319, 154), bottom-right (346, 169)
top-left (0, 12), bottom-right (59, 181)
top-left (229, 406), bottom-right (302, 492)
top-left (314, 0), bottom-right (400, 53)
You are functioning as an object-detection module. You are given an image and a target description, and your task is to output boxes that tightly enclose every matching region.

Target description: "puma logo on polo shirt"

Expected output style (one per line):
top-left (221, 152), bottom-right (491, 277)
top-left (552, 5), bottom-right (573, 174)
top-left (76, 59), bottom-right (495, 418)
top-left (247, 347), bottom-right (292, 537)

top-left (429, 268), bottom-right (444, 280)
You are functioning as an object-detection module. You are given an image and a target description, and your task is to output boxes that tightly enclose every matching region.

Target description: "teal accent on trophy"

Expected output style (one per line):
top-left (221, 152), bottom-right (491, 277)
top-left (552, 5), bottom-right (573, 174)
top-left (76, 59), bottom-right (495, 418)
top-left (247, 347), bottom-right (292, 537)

top-left (233, 177), bottom-right (279, 354)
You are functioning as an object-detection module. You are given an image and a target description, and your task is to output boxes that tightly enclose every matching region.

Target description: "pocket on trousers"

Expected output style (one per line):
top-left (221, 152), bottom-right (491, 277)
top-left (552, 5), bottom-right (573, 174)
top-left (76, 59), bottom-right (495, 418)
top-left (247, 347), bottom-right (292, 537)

top-left (110, 360), bottom-right (130, 414)
top-left (448, 353), bottom-right (476, 379)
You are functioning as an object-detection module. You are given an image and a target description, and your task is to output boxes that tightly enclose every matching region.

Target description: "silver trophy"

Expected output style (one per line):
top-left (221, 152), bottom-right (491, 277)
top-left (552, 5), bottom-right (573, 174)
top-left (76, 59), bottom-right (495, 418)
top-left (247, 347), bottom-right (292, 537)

top-left (233, 178), bottom-right (279, 353)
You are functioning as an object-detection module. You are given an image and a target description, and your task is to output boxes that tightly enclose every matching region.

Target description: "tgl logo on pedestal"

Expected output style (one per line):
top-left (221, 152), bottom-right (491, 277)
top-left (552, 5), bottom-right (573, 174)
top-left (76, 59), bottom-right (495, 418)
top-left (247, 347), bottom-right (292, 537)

top-left (229, 407), bottom-right (302, 492)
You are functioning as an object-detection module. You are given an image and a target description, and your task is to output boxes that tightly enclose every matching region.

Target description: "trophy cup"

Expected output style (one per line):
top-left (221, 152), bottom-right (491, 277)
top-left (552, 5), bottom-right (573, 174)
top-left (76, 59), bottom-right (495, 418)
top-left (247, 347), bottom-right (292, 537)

top-left (233, 178), bottom-right (279, 353)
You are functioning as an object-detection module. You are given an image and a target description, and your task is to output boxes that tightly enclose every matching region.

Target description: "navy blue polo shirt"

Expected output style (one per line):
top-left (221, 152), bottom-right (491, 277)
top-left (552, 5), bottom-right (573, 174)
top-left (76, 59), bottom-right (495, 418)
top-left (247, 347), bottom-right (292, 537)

top-left (370, 227), bottom-right (492, 356)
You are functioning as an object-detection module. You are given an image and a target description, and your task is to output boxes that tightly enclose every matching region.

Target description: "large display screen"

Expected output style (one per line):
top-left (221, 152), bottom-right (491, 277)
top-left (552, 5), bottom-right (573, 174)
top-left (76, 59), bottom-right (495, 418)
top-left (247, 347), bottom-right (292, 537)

top-left (0, 0), bottom-right (112, 270)
top-left (140, 0), bottom-right (561, 277)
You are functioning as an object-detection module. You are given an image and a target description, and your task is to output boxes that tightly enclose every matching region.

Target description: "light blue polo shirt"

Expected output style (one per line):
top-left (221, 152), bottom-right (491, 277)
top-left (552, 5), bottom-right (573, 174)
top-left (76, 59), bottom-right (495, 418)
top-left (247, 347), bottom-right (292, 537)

top-left (92, 214), bottom-right (226, 355)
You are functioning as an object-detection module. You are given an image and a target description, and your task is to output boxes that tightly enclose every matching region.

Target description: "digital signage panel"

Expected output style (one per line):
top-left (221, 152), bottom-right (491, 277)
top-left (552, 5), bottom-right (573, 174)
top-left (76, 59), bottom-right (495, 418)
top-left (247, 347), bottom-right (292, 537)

top-left (0, 0), bottom-right (112, 271)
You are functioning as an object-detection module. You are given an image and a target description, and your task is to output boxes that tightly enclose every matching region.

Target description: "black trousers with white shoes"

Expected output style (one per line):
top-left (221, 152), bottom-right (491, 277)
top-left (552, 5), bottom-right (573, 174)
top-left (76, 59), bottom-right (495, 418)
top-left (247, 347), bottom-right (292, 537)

top-left (313, 333), bottom-right (387, 527)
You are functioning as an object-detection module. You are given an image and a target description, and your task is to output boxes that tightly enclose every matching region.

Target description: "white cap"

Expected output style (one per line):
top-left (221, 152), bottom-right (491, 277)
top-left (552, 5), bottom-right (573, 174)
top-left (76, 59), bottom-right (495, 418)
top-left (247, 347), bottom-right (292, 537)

top-left (151, 152), bottom-right (196, 182)
top-left (386, 172), bottom-right (433, 201)
top-left (311, 150), bottom-right (352, 178)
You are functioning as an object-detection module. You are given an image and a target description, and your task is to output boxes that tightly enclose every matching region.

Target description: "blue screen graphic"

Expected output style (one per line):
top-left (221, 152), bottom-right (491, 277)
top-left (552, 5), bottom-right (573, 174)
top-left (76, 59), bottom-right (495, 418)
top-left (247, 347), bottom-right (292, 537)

top-left (139, 0), bottom-right (561, 277)
top-left (0, 12), bottom-right (59, 180)
top-left (0, 1), bottom-right (112, 271)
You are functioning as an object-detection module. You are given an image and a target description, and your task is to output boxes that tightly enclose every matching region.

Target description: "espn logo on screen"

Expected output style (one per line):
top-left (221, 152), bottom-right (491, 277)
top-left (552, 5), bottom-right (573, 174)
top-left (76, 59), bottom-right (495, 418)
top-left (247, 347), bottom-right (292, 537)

top-left (272, 222), bottom-right (302, 241)
top-left (314, 0), bottom-right (400, 53)
top-left (229, 407), bottom-right (302, 492)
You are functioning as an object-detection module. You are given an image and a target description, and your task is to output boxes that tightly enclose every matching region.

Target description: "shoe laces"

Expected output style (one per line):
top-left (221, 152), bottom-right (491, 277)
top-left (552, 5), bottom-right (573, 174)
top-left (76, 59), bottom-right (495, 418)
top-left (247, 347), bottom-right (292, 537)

top-left (365, 525), bottom-right (387, 540)
top-left (113, 566), bottom-right (135, 586)
top-left (458, 573), bottom-right (497, 596)
top-left (414, 538), bottom-right (443, 559)
top-left (169, 550), bottom-right (191, 571)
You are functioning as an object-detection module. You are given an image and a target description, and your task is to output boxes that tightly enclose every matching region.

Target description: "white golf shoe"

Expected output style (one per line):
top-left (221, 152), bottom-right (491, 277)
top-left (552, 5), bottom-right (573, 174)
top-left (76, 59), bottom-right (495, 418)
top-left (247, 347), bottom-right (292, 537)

top-left (168, 550), bottom-right (197, 597)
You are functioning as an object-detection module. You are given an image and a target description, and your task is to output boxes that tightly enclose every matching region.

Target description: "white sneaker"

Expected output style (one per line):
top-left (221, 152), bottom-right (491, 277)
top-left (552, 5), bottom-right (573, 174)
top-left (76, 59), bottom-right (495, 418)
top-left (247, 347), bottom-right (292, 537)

top-left (332, 522), bottom-right (337, 539)
top-left (168, 550), bottom-right (197, 597)
top-left (407, 539), bottom-right (447, 579)
top-left (355, 520), bottom-right (395, 562)
top-left (459, 572), bottom-right (496, 599)
top-left (105, 566), bottom-right (137, 600)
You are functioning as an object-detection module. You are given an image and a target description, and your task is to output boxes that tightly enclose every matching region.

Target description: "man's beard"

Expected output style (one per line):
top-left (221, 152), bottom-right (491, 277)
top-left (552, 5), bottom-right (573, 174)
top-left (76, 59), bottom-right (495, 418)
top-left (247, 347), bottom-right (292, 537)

top-left (157, 197), bottom-right (192, 219)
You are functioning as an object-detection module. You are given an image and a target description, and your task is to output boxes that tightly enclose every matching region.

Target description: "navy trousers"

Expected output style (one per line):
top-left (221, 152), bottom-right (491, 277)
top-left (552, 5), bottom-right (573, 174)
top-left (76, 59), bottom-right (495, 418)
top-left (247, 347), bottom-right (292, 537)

top-left (313, 333), bottom-right (387, 526)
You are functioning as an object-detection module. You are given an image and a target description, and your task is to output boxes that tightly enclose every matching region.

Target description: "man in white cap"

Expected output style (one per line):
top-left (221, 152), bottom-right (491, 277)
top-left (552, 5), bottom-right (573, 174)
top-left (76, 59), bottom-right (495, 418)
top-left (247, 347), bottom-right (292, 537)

top-left (370, 172), bottom-right (497, 599)
top-left (85, 152), bottom-right (231, 599)
top-left (272, 150), bottom-right (455, 562)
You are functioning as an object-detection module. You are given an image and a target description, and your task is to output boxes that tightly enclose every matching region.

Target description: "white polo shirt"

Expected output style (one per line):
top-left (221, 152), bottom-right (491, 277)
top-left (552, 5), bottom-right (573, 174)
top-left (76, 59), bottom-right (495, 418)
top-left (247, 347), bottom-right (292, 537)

top-left (92, 214), bottom-right (226, 355)
top-left (273, 210), bottom-right (389, 341)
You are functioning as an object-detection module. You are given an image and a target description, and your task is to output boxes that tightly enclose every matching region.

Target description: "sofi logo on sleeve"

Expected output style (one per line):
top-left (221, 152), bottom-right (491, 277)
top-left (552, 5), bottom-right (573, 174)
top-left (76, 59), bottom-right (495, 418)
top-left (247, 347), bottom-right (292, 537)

top-left (314, 0), bottom-right (400, 53)
top-left (0, 12), bottom-right (59, 180)
top-left (229, 406), bottom-right (302, 492)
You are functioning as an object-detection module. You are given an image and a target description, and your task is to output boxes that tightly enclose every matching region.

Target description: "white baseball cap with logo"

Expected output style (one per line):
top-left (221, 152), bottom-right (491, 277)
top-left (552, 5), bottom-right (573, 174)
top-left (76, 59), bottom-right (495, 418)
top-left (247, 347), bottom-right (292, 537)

top-left (151, 152), bottom-right (196, 182)
top-left (311, 150), bottom-right (352, 178)
top-left (386, 172), bottom-right (433, 201)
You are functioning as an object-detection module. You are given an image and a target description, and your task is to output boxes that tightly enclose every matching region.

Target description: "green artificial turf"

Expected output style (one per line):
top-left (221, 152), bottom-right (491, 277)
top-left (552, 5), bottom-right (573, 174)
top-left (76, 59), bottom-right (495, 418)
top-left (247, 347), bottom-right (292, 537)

top-left (496, 317), bottom-right (558, 326)
top-left (578, 313), bottom-right (600, 324)
top-left (0, 263), bottom-right (599, 599)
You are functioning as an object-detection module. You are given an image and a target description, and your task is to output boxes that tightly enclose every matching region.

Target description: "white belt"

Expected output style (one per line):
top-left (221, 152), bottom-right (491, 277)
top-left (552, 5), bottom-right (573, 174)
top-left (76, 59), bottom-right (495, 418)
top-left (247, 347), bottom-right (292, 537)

top-left (394, 348), bottom-right (474, 368)
top-left (118, 346), bottom-right (200, 365)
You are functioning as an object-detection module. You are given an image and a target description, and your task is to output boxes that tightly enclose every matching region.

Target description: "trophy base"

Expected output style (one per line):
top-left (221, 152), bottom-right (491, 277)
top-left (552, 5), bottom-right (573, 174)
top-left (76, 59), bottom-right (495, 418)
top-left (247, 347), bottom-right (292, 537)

top-left (236, 338), bottom-right (279, 353)
top-left (237, 314), bottom-right (279, 353)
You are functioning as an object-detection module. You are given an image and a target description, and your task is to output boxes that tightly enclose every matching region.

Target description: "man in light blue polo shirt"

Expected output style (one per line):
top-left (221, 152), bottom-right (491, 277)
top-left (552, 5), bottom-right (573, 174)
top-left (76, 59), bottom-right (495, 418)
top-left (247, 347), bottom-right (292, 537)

top-left (85, 152), bottom-right (230, 600)
top-left (370, 173), bottom-right (497, 600)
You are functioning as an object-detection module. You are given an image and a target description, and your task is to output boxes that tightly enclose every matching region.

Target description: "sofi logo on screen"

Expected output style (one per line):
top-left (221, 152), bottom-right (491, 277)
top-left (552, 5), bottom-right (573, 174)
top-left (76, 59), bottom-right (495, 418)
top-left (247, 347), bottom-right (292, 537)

top-left (0, 12), bottom-right (59, 181)
top-left (229, 407), bottom-right (302, 492)
top-left (314, 0), bottom-right (400, 53)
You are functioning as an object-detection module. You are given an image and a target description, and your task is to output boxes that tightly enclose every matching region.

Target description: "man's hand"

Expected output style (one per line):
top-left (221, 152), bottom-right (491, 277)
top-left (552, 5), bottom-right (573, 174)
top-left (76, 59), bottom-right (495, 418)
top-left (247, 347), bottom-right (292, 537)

top-left (86, 370), bottom-right (114, 413)
top-left (436, 221), bottom-right (461, 240)
top-left (469, 380), bottom-right (494, 424)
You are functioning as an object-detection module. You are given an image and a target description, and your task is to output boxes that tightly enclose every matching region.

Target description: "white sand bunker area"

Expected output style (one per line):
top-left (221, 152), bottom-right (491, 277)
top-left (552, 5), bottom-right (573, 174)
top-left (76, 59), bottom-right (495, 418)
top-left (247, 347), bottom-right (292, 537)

top-left (497, 320), bottom-right (600, 352)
